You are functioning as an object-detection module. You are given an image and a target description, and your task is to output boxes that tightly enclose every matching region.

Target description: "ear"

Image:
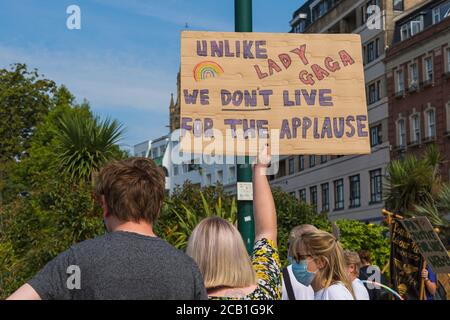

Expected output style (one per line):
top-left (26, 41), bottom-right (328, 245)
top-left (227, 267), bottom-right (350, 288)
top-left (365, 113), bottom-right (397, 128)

top-left (101, 195), bottom-right (109, 219)
top-left (315, 256), bottom-right (327, 270)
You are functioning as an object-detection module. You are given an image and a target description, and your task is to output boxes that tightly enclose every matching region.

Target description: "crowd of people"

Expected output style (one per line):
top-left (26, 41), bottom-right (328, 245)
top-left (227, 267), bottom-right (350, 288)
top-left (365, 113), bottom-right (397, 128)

top-left (6, 148), bottom-right (440, 300)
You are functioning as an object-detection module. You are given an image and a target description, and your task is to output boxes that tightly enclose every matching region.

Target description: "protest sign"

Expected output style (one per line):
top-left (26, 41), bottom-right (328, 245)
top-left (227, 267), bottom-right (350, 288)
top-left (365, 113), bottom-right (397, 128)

top-left (180, 31), bottom-right (370, 156)
top-left (390, 219), bottom-right (424, 300)
top-left (401, 217), bottom-right (450, 274)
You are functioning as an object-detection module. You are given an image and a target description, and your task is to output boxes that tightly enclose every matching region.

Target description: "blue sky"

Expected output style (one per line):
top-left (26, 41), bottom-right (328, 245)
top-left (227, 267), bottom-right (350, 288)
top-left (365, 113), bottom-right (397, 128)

top-left (0, 0), bottom-right (304, 150)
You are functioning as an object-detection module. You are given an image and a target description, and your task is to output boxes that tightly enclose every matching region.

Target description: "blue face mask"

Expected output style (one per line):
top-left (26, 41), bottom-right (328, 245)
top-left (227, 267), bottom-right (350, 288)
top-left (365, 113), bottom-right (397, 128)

top-left (288, 256), bottom-right (317, 287)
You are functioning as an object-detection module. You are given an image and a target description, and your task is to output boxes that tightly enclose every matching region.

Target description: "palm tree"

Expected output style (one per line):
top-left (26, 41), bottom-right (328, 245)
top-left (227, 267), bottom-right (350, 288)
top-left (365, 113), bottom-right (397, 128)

top-left (159, 191), bottom-right (237, 249)
top-left (55, 112), bottom-right (125, 182)
top-left (385, 144), bottom-right (448, 227)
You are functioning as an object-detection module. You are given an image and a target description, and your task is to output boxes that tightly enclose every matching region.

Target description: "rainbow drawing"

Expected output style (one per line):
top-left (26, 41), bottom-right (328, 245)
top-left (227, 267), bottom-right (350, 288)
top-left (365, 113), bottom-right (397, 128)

top-left (193, 61), bottom-right (224, 81)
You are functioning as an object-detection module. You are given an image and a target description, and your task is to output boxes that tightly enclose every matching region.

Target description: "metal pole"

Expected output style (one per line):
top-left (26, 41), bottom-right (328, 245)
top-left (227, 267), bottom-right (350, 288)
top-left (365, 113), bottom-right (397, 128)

top-left (235, 0), bottom-right (255, 254)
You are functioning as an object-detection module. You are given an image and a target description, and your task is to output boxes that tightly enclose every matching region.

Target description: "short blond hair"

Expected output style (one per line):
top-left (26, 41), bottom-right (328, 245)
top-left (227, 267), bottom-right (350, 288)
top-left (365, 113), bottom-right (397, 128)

top-left (288, 224), bottom-right (318, 257)
top-left (186, 217), bottom-right (257, 290)
top-left (344, 250), bottom-right (362, 277)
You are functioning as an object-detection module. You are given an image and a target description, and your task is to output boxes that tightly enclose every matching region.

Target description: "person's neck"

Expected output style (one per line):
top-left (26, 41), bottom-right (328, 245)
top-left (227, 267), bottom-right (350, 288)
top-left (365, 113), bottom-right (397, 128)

top-left (311, 276), bottom-right (323, 292)
top-left (111, 220), bottom-right (157, 237)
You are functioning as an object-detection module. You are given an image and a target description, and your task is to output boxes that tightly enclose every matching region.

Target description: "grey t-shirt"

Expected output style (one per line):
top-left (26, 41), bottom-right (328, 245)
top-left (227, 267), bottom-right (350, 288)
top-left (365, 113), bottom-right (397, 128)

top-left (28, 231), bottom-right (207, 300)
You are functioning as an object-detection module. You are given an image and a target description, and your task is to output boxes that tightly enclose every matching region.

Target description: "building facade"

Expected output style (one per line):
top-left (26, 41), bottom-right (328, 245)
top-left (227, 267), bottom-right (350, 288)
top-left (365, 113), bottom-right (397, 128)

top-left (386, 0), bottom-right (450, 182)
top-left (279, 0), bottom-right (427, 222)
top-left (134, 136), bottom-right (171, 190)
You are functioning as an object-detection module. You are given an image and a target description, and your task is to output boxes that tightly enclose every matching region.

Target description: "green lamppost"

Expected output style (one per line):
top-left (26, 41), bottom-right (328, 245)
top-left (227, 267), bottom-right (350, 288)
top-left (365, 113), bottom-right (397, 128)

top-left (235, 0), bottom-right (255, 254)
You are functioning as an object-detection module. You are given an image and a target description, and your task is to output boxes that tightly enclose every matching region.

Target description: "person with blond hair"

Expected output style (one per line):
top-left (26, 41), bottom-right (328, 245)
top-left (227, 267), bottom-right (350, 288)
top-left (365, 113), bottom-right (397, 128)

top-left (344, 250), bottom-right (370, 300)
top-left (282, 225), bottom-right (317, 300)
top-left (290, 230), bottom-right (355, 300)
top-left (186, 146), bottom-right (281, 299)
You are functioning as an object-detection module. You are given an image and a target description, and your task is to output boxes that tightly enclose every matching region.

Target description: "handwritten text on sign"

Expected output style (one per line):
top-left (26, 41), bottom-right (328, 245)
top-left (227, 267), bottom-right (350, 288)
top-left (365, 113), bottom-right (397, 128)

top-left (180, 31), bottom-right (371, 156)
top-left (401, 217), bottom-right (450, 274)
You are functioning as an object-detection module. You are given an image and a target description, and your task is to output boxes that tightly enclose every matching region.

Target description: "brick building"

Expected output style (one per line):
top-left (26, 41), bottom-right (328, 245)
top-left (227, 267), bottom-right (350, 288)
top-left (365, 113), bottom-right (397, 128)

top-left (386, 0), bottom-right (450, 182)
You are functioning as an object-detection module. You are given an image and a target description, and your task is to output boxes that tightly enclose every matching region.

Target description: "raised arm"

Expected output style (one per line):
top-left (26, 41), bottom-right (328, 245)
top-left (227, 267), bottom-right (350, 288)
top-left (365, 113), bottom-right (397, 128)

top-left (252, 145), bottom-right (277, 245)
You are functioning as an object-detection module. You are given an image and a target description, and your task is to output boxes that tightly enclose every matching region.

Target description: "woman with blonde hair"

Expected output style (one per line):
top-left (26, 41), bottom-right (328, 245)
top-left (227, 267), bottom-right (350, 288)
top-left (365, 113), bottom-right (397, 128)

top-left (290, 230), bottom-right (355, 300)
top-left (186, 146), bottom-right (280, 299)
top-left (344, 250), bottom-right (370, 300)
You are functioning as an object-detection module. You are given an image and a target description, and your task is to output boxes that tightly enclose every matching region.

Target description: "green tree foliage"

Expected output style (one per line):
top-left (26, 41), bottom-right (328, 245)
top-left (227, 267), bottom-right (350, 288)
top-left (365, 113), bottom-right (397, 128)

top-left (0, 64), bottom-right (56, 204)
top-left (55, 112), bottom-right (125, 182)
top-left (335, 220), bottom-right (390, 268)
top-left (272, 188), bottom-right (329, 264)
top-left (0, 64), bottom-right (56, 162)
top-left (156, 182), bottom-right (237, 249)
top-left (0, 65), bottom-right (127, 298)
top-left (385, 144), bottom-right (449, 229)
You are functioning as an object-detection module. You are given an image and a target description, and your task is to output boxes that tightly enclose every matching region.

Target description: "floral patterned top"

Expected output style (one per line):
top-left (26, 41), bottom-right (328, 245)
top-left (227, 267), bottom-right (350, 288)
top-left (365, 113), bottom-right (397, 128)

top-left (209, 238), bottom-right (282, 300)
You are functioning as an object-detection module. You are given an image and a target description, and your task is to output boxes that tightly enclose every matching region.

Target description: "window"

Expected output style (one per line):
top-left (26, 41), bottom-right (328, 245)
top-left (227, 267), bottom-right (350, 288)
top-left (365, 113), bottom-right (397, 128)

top-left (290, 191), bottom-right (296, 198)
top-left (278, 160), bottom-right (286, 177)
top-left (309, 155), bottom-right (316, 168)
top-left (334, 179), bottom-right (344, 210)
top-left (424, 57), bottom-right (433, 82)
top-left (400, 16), bottom-right (424, 41)
top-left (320, 155), bottom-right (328, 164)
top-left (299, 189), bottom-right (307, 202)
top-left (217, 170), bottom-right (223, 183)
top-left (349, 175), bottom-right (361, 208)
top-left (393, 0), bottom-right (404, 11)
top-left (370, 169), bottom-right (382, 203)
top-left (410, 18), bottom-right (423, 36)
top-left (447, 103), bottom-right (450, 132)
top-left (400, 24), bottom-right (410, 41)
top-left (427, 109), bottom-right (436, 138)
top-left (228, 166), bottom-right (236, 183)
top-left (398, 119), bottom-right (406, 147)
top-left (293, 21), bottom-right (305, 33)
top-left (446, 49), bottom-right (450, 73)
top-left (370, 124), bottom-right (382, 147)
top-left (368, 80), bottom-right (381, 104)
top-left (411, 114), bottom-right (420, 143)
top-left (321, 183), bottom-right (330, 212)
top-left (396, 69), bottom-right (404, 94)
top-left (206, 173), bottom-right (212, 185)
top-left (409, 63), bottom-right (418, 87)
top-left (433, 7), bottom-right (441, 25)
top-left (310, 186), bottom-right (318, 211)
top-left (152, 148), bottom-right (158, 158)
top-left (367, 42), bottom-right (375, 63)
top-left (174, 165), bottom-right (179, 176)
top-left (299, 155), bottom-right (305, 171)
top-left (288, 158), bottom-right (295, 175)
top-left (375, 38), bottom-right (380, 59)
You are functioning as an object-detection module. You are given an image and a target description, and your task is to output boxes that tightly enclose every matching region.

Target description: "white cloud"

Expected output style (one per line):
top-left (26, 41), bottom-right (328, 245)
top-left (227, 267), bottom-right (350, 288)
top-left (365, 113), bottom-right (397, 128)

top-left (0, 44), bottom-right (175, 113)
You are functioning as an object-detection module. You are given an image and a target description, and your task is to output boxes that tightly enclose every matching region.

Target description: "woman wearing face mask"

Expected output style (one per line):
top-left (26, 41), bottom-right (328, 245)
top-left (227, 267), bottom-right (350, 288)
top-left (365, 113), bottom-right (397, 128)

top-left (290, 230), bottom-right (355, 300)
top-left (282, 225), bottom-right (317, 300)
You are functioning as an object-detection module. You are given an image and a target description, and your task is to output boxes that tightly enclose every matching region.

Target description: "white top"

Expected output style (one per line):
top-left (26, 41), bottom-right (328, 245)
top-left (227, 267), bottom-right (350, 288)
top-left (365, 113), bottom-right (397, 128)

top-left (281, 265), bottom-right (315, 300)
top-left (352, 278), bottom-right (370, 300)
top-left (314, 282), bottom-right (354, 300)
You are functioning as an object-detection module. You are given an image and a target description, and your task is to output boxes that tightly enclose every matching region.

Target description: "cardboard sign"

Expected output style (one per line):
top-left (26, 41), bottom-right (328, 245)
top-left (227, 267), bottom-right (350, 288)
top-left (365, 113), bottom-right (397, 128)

top-left (401, 217), bottom-right (450, 274)
top-left (180, 31), bottom-right (371, 156)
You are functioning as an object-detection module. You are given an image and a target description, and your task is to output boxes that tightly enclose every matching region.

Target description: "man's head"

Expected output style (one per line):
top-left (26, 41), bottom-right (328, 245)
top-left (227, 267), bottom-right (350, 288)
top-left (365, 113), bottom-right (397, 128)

top-left (94, 157), bottom-right (165, 231)
top-left (358, 249), bottom-right (372, 266)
